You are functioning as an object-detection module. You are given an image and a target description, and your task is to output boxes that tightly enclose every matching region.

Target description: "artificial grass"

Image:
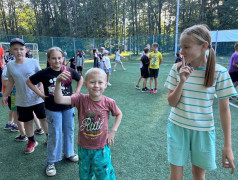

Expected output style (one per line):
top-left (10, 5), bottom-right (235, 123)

top-left (0, 61), bottom-right (238, 179)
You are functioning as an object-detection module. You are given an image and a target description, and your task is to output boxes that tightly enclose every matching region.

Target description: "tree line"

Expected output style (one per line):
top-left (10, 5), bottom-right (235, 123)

top-left (0, 0), bottom-right (237, 39)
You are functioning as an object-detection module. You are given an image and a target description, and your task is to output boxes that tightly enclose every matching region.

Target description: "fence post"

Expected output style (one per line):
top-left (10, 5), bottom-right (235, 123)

top-left (214, 30), bottom-right (218, 55)
top-left (130, 36), bottom-right (131, 60)
top-left (153, 34), bottom-right (154, 43)
top-left (73, 38), bottom-right (76, 53)
top-left (109, 37), bottom-right (111, 54)
top-left (93, 38), bottom-right (95, 49)
top-left (51, 37), bottom-right (54, 47)
top-left (22, 35), bottom-right (24, 40)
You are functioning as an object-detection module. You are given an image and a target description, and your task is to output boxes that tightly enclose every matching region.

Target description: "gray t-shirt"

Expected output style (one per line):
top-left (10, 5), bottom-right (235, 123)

top-left (7, 58), bottom-right (44, 107)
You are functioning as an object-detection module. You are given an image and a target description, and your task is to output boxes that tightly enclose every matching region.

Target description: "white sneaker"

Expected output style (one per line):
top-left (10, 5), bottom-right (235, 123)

top-left (67, 154), bottom-right (79, 162)
top-left (46, 163), bottom-right (56, 176)
top-left (113, 69), bottom-right (116, 72)
top-left (107, 82), bottom-right (112, 86)
top-left (123, 68), bottom-right (126, 71)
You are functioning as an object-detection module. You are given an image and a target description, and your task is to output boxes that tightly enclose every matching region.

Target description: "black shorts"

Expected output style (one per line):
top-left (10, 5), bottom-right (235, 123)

top-left (229, 72), bottom-right (238, 83)
top-left (17, 102), bottom-right (46, 122)
top-left (149, 68), bottom-right (159, 78)
top-left (77, 66), bottom-right (83, 72)
top-left (141, 67), bottom-right (149, 78)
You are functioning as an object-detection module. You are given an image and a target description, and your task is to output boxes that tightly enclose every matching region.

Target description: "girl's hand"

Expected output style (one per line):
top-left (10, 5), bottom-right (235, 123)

top-left (107, 130), bottom-right (116, 147)
top-left (178, 56), bottom-right (193, 83)
top-left (222, 147), bottom-right (235, 174)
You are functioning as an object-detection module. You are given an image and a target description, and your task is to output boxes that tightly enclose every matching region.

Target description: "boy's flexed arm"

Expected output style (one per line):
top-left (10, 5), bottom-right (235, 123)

top-left (219, 97), bottom-right (235, 174)
top-left (107, 109), bottom-right (122, 147)
top-left (54, 71), bottom-right (72, 105)
top-left (2, 76), bottom-right (14, 106)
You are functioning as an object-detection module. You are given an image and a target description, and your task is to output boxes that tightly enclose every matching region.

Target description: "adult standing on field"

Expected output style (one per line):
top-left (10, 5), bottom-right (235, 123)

top-left (0, 45), bottom-right (5, 97)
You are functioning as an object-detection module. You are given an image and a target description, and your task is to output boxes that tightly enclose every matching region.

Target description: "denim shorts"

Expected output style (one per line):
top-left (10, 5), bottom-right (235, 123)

top-left (78, 145), bottom-right (116, 180)
top-left (104, 68), bottom-right (111, 74)
top-left (167, 121), bottom-right (216, 170)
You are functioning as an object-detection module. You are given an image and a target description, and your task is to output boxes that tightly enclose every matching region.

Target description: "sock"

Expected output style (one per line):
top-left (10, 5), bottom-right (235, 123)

top-left (28, 136), bottom-right (35, 142)
top-left (154, 88), bottom-right (157, 90)
top-left (8, 121), bottom-right (13, 125)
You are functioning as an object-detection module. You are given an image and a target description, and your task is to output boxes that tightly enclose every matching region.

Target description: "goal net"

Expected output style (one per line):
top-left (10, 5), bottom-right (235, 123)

top-left (0, 42), bottom-right (39, 62)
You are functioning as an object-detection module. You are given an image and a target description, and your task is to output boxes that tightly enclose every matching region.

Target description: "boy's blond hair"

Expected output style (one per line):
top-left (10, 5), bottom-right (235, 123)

top-left (85, 68), bottom-right (107, 81)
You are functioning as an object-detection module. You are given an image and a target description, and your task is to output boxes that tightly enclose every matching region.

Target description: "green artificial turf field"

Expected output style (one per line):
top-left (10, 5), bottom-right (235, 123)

top-left (0, 61), bottom-right (238, 180)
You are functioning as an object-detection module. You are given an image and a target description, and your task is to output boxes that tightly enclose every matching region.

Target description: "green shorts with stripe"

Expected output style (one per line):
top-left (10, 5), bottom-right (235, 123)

top-left (78, 145), bottom-right (116, 180)
top-left (167, 121), bottom-right (216, 170)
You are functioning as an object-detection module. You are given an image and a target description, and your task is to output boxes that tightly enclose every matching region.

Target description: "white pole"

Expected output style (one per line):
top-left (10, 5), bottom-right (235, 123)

top-left (215, 30), bottom-right (218, 55)
top-left (174, 0), bottom-right (180, 56)
top-left (153, 35), bottom-right (155, 43)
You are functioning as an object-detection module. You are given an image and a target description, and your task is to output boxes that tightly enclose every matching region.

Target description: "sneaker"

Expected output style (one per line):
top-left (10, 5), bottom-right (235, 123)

top-left (34, 128), bottom-right (44, 135)
top-left (135, 85), bottom-right (140, 90)
top-left (25, 140), bottom-right (38, 154)
top-left (153, 89), bottom-right (158, 94)
top-left (145, 87), bottom-right (149, 91)
top-left (113, 69), bottom-right (116, 72)
top-left (141, 88), bottom-right (147, 92)
top-left (46, 163), bottom-right (56, 177)
top-left (123, 68), bottom-right (126, 71)
top-left (4, 123), bottom-right (14, 130)
top-left (150, 89), bottom-right (154, 94)
top-left (15, 135), bottom-right (28, 142)
top-left (107, 82), bottom-right (112, 86)
top-left (11, 125), bottom-right (19, 132)
top-left (66, 154), bottom-right (79, 162)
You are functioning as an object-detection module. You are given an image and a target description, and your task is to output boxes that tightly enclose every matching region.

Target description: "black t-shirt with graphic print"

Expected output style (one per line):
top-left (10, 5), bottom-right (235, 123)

top-left (30, 67), bottom-right (81, 111)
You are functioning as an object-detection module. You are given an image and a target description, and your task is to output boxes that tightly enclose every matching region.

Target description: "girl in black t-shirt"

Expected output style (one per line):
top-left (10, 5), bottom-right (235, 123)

top-left (26, 47), bottom-right (83, 177)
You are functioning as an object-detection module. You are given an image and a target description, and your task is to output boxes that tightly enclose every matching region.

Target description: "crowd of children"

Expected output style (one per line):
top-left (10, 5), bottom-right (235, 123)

top-left (1, 23), bottom-right (237, 179)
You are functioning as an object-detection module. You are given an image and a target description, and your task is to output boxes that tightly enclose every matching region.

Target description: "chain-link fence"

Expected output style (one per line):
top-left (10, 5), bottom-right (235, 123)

top-left (0, 33), bottom-right (237, 66)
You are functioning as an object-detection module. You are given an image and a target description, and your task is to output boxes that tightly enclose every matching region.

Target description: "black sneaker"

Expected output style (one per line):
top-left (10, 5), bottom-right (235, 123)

top-left (135, 85), bottom-right (140, 90)
top-left (141, 88), bottom-right (147, 92)
top-left (145, 87), bottom-right (149, 91)
top-left (15, 135), bottom-right (28, 142)
top-left (34, 128), bottom-right (44, 135)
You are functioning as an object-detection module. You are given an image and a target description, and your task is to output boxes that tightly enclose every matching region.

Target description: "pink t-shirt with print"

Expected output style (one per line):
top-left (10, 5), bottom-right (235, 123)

top-left (71, 94), bottom-right (120, 149)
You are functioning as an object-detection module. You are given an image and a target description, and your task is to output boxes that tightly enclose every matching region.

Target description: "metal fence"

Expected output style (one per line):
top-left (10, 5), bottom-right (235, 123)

top-left (0, 33), bottom-right (237, 65)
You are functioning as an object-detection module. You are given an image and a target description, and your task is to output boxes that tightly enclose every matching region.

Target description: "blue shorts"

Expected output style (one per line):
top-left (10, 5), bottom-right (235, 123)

top-left (167, 121), bottom-right (216, 170)
top-left (115, 60), bottom-right (121, 63)
top-left (104, 68), bottom-right (111, 74)
top-left (78, 145), bottom-right (116, 180)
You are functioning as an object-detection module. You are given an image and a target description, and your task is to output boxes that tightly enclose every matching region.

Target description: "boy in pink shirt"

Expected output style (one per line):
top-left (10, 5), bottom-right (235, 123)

top-left (54, 67), bottom-right (122, 179)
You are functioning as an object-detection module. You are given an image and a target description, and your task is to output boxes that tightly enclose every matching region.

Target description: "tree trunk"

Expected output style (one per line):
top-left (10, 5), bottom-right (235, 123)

top-left (65, 0), bottom-right (72, 36)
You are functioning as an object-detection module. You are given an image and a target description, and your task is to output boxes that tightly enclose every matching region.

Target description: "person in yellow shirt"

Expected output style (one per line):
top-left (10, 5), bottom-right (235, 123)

top-left (148, 42), bottom-right (162, 94)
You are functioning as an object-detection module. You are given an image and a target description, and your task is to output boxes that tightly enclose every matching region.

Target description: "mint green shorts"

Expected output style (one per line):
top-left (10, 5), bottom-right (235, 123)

top-left (78, 145), bottom-right (116, 180)
top-left (167, 121), bottom-right (217, 170)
